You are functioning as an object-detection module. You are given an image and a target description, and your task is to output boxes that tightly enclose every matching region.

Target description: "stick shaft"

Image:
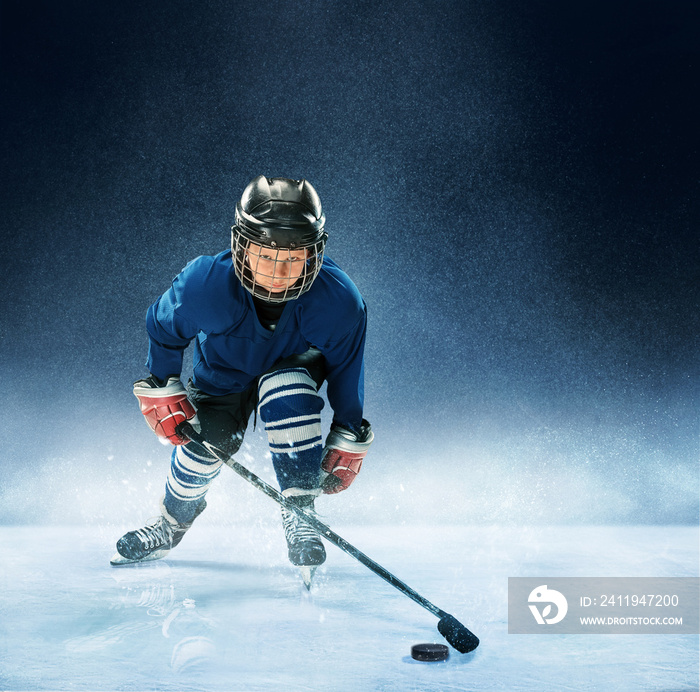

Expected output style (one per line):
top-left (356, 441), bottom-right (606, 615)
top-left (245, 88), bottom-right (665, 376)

top-left (179, 423), bottom-right (445, 618)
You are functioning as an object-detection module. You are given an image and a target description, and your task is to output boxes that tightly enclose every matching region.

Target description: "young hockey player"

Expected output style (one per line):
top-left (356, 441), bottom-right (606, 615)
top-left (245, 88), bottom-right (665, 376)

top-left (111, 175), bottom-right (373, 584)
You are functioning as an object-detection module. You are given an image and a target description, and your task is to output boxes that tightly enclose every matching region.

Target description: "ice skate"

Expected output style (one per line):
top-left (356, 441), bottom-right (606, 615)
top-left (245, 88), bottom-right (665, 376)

top-left (280, 491), bottom-right (325, 588)
top-left (110, 501), bottom-right (206, 565)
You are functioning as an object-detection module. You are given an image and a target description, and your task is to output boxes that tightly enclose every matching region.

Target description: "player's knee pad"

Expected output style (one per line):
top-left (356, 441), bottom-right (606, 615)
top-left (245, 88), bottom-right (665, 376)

top-left (258, 367), bottom-right (324, 450)
top-left (258, 367), bottom-right (324, 421)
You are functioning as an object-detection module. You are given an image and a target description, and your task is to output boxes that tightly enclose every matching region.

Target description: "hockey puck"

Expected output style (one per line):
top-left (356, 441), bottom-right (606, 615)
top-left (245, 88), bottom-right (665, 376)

top-left (411, 643), bottom-right (449, 662)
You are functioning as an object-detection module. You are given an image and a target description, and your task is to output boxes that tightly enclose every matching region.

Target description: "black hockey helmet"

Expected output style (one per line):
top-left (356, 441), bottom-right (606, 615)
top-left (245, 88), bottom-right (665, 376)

top-left (231, 176), bottom-right (328, 303)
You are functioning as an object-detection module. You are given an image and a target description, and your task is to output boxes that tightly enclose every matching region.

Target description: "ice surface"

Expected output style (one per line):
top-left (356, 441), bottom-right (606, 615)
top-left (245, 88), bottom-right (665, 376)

top-left (0, 523), bottom-right (697, 691)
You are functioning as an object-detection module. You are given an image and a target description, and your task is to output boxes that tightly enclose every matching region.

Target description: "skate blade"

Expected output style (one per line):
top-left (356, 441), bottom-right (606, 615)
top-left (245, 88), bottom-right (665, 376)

top-left (298, 566), bottom-right (317, 590)
top-left (109, 548), bottom-right (170, 566)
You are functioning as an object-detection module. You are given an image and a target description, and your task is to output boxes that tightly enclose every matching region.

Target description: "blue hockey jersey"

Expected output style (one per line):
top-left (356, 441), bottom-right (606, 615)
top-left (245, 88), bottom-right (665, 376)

top-left (145, 251), bottom-right (366, 430)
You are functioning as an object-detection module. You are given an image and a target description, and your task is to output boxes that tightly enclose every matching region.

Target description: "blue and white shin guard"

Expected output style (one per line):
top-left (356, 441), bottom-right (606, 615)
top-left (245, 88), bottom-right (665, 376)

top-left (257, 367), bottom-right (324, 494)
top-left (162, 444), bottom-right (223, 524)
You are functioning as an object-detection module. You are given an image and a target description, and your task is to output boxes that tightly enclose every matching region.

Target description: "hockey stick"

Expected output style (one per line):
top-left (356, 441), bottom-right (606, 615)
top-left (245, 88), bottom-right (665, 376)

top-left (176, 421), bottom-right (479, 653)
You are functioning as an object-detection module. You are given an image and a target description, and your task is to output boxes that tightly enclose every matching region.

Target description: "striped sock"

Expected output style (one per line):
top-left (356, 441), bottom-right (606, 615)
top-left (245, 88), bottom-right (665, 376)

top-left (163, 443), bottom-right (223, 523)
top-left (258, 367), bottom-right (324, 492)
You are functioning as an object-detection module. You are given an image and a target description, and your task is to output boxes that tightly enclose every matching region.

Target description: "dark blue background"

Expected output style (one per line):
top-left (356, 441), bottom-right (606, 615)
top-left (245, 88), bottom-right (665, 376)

top-left (1, 0), bottom-right (697, 523)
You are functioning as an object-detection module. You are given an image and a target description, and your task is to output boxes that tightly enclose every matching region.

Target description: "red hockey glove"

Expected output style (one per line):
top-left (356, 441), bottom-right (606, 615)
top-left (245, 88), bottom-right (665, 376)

top-left (133, 375), bottom-right (199, 445)
top-left (321, 420), bottom-right (374, 494)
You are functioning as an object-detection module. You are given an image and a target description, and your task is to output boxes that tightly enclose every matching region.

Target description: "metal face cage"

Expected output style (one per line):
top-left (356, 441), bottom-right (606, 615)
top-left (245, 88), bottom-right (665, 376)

top-left (231, 229), bottom-right (326, 303)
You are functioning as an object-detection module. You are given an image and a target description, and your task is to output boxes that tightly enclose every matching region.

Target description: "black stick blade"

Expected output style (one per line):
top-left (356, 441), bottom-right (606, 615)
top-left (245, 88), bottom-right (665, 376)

top-left (437, 613), bottom-right (479, 653)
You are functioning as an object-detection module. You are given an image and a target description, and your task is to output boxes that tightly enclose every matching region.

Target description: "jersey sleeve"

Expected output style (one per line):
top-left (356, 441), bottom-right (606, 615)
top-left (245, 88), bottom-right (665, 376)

top-left (322, 303), bottom-right (367, 433)
top-left (144, 257), bottom-right (217, 379)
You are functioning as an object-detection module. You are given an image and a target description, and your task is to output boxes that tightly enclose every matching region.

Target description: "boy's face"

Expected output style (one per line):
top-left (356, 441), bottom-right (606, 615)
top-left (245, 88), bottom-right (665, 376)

top-left (245, 242), bottom-right (309, 294)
